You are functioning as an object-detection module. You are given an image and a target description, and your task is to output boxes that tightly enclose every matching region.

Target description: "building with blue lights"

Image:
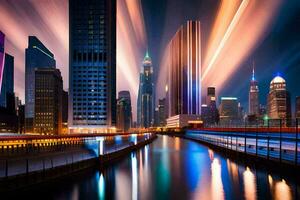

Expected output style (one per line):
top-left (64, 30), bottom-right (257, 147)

top-left (0, 53), bottom-right (14, 111)
top-left (25, 36), bottom-right (56, 133)
top-left (167, 21), bottom-right (202, 117)
top-left (137, 52), bottom-right (154, 128)
top-left (69, 0), bottom-right (116, 133)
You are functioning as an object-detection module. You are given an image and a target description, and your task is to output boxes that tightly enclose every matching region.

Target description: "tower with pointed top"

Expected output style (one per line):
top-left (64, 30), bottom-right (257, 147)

top-left (137, 51), bottom-right (154, 128)
top-left (248, 66), bottom-right (259, 116)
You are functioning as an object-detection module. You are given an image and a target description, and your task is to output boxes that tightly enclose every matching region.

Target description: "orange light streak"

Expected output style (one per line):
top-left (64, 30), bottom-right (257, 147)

top-left (202, 0), bottom-right (283, 92)
top-left (117, 0), bottom-right (147, 120)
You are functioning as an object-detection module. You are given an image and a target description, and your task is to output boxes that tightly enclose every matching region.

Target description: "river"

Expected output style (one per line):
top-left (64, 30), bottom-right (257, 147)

top-left (9, 135), bottom-right (299, 200)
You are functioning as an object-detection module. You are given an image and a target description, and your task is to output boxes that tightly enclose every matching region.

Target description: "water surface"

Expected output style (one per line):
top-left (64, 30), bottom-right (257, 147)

top-left (10, 135), bottom-right (300, 199)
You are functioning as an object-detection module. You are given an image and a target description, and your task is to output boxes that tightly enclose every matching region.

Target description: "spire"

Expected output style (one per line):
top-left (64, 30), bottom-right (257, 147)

top-left (145, 50), bottom-right (150, 60)
top-left (251, 61), bottom-right (255, 81)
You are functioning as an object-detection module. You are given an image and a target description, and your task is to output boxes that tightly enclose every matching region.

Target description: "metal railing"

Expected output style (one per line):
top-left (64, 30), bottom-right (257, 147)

top-left (186, 120), bottom-right (300, 166)
top-left (0, 132), bottom-right (155, 178)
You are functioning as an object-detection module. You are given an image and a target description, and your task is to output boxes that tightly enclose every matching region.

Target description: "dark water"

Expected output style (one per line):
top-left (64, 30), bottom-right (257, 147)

top-left (9, 135), bottom-right (300, 199)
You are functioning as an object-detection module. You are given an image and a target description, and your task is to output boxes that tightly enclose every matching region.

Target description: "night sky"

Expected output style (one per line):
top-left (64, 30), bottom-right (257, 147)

top-left (142, 0), bottom-right (300, 113)
top-left (1, 0), bottom-right (300, 116)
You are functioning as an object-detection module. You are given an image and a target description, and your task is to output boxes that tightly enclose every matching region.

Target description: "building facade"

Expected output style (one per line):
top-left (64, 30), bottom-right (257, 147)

top-left (117, 91), bottom-right (132, 132)
top-left (267, 75), bottom-right (291, 125)
top-left (219, 97), bottom-right (239, 125)
top-left (202, 87), bottom-right (219, 125)
top-left (137, 52), bottom-right (154, 128)
top-left (296, 96), bottom-right (300, 119)
top-left (249, 68), bottom-right (259, 116)
top-left (34, 68), bottom-right (63, 135)
top-left (0, 54), bottom-right (14, 111)
top-left (62, 90), bottom-right (68, 134)
top-left (167, 21), bottom-right (201, 117)
top-left (0, 31), bottom-right (5, 94)
top-left (69, 0), bottom-right (116, 133)
top-left (25, 36), bottom-right (56, 133)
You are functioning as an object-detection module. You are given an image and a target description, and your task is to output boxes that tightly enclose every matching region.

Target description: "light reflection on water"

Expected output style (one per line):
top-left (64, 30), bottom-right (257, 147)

top-left (15, 135), bottom-right (299, 199)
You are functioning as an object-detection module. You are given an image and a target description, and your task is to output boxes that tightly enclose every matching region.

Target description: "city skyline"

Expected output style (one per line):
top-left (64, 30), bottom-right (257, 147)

top-left (1, 0), bottom-right (300, 120)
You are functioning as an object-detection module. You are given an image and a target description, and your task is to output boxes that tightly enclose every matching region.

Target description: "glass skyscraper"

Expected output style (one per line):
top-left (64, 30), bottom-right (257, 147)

top-left (69, 0), bottom-right (116, 133)
top-left (25, 36), bottom-right (56, 133)
top-left (0, 31), bottom-right (5, 94)
top-left (0, 53), bottom-right (14, 109)
top-left (167, 21), bottom-right (202, 117)
top-left (137, 52), bottom-right (154, 128)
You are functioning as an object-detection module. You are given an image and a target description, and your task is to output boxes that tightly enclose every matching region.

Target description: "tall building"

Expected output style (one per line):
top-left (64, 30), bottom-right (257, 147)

top-left (25, 36), bottom-right (56, 133)
top-left (62, 90), bottom-right (68, 134)
top-left (117, 91), bottom-right (132, 132)
top-left (296, 97), bottom-right (300, 119)
top-left (0, 53), bottom-right (14, 112)
top-left (249, 67), bottom-right (259, 116)
top-left (0, 31), bottom-right (5, 93)
top-left (34, 68), bottom-right (63, 135)
top-left (267, 75), bottom-right (291, 125)
top-left (202, 87), bottom-right (219, 125)
top-left (167, 21), bottom-right (201, 117)
top-left (219, 97), bottom-right (239, 125)
top-left (157, 98), bottom-right (167, 126)
top-left (69, 0), bottom-right (116, 133)
top-left (137, 52), bottom-right (154, 128)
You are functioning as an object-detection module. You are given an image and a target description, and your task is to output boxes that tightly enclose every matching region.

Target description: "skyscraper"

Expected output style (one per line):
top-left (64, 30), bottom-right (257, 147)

top-left (34, 68), bottom-right (63, 135)
top-left (249, 67), bottom-right (259, 116)
top-left (202, 87), bottom-right (219, 125)
top-left (69, 0), bottom-right (116, 133)
top-left (296, 96), bottom-right (300, 119)
top-left (117, 91), bottom-right (132, 132)
top-left (167, 21), bottom-right (201, 117)
top-left (137, 52), bottom-right (154, 128)
top-left (0, 53), bottom-right (14, 111)
top-left (267, 75), bottom-right (291, 125)
top-left (219, 97), bottom-right (239, 125)
top-left (0, 31), bottom-right (5, 94)
top-left (156, 98), bottom-right (167, 126)
top-left (25, 36), bottom-right (56, 133)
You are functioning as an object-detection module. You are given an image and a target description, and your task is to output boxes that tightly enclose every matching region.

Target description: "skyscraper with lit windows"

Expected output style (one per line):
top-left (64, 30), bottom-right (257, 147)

top-left (137, 52), bottom-right (154, 128)
top-left (267, 75), bottom-right (291, 125)
top-left (249, 67), bottom-right (259, 116)
top-left (69, 0), bottom-right (116, 133)
top-left (25, 36), bottom-right (56, 133)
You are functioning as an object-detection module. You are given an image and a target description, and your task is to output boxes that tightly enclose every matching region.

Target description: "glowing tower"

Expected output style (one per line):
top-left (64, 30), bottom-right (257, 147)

top-left (137, 52), bottom-right (154, 128)
top-left (248, 67), bottom-right (259, 116)
top-left (167, 21), bottom-right (201, 117)
top-left (267, 75), bottom-right (291, 125)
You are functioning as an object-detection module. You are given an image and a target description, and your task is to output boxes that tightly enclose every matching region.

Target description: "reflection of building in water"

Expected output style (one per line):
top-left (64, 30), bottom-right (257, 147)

top-left (211, 158), bottom-right (224, 200)
top-left (132, 153), bottom-right (138, 200)
top-left (174, 137), bottom-right (180, 150)
top-left (208, 149), bottom-right (214, 160)
top-left (243, 167), bottom-right (256, 200)
top-left (268, 175), bottom-right (292, 200)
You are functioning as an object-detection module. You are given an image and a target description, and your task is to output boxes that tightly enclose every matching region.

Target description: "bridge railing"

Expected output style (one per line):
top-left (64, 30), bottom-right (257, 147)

top-left (186, 122), bottom-right (300, 166)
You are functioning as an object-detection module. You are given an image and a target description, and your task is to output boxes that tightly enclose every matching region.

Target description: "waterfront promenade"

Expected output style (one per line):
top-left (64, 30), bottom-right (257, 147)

top-left (0, 132), bottom-right (156, 182)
